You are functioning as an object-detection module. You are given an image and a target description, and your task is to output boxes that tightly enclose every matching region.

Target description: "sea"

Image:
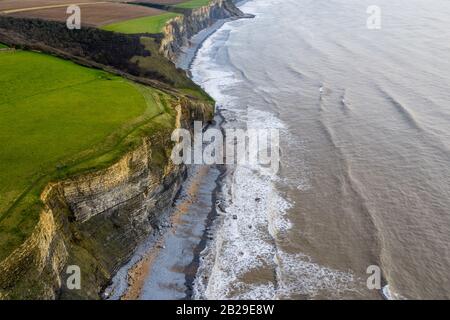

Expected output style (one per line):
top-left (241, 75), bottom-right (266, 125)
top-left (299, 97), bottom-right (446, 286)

top-left (188, 0), bottom-right (450, 299)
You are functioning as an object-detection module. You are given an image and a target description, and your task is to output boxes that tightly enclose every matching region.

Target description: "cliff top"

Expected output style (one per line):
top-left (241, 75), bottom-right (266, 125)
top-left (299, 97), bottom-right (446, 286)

top-left (0, 49), bottom-right (183, 261)
top-left (0, 1), bottom-right (212, 30)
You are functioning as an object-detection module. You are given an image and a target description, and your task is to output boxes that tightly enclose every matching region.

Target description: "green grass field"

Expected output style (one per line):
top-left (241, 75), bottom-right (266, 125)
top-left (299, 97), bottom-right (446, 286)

top-left (0, 43), bottom-right (8, 48)
top-left (0, 50), bottom-right (177, 260)
top-left (102, 12), bottom-right (181, 34)
top-left (175, 0), bottom-right (211, 9)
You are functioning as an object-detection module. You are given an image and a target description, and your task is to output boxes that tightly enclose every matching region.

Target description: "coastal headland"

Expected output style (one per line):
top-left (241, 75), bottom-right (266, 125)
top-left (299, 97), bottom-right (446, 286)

top-left (0, 0), bottom-right (246, 299)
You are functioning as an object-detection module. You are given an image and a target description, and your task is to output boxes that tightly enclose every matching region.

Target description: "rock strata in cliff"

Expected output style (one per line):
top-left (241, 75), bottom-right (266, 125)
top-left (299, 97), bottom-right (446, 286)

top-left (0, 96), bottom-right (213, 299)
top-left (0, 0), bottom-right (238, 299)
top-left (160, 0), bottom-right (252, 61)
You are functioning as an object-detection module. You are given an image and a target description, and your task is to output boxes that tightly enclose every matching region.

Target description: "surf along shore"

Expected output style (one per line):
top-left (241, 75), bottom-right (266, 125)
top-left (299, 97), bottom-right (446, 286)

top-left (108, 1), bottom-right (254, 300)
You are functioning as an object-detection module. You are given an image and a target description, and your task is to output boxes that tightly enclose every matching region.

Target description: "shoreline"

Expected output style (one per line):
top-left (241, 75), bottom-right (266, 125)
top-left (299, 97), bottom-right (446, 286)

top-left (184, 114), bottom-right (227, 299)
top-left (121, 165), bottom-right (215, 300)
top-left (175, 7), bottom-right (254, 72)
top-left (108, 8), bottom-right (249, 299)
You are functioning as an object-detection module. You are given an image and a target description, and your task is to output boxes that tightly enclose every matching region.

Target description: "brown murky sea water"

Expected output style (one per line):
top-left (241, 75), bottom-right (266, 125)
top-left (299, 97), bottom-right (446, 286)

top-left (191, 0), bottom-right (450, 300)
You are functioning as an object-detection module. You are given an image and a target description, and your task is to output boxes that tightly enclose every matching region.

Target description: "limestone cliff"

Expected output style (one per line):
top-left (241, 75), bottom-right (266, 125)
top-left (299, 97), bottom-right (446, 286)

top-left (0, 98), bottom-right (213, 299)
top-left (160, 0), bottom-right (246, 61)
top-left (0, 0), bottom-right (243, 300)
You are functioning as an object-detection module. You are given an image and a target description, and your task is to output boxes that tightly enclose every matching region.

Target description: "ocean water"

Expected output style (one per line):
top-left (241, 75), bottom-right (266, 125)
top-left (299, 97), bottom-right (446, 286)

top-left (189, 0), bottom-right (450, 299)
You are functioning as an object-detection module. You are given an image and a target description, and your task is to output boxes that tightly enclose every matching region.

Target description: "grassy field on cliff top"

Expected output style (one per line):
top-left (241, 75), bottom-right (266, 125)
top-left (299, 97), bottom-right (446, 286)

top-left (102, 12), bottom-right (181, 34)
top-left (100, 0), bottom-right (213, 34)
top-left (175, 0), bottom-right (211, 9)
top-left (0, 50), bottom-right (179, 260)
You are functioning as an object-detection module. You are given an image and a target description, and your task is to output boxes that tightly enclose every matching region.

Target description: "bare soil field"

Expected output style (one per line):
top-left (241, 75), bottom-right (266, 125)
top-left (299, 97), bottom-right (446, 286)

top-left (0, 0), bottom-right (190, 13)
top-left (4, 2), bottom-right (167, 27)
top-left (0, 0), bottom-right (103, 12)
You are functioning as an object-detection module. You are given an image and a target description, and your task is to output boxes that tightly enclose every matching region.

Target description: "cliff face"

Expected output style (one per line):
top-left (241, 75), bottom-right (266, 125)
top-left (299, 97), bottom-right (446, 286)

top-left (0, 98), bottom-right (213, 299)
top-left (160, 0), bottom-right (245, 61)
top-left (0, 0), bottom-right (239, 300)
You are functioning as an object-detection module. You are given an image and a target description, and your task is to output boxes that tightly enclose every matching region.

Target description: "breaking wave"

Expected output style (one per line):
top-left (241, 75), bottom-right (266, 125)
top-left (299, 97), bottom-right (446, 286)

top-left (190, 0), bottom-right (358, 300)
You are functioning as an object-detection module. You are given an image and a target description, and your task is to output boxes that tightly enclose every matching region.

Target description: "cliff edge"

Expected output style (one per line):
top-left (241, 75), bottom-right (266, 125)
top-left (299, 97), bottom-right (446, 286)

top-left (0, 0), bottom-right (244, 299)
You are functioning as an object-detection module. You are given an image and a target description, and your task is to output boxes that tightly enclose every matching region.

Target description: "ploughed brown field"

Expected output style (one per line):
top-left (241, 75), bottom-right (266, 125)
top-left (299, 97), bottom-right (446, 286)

top-left (0, 0), bottom-right (188, 13)
top-left (0, 0), bottom-right (106, 12)
top-left (1, 2), bottom-right (167, 27)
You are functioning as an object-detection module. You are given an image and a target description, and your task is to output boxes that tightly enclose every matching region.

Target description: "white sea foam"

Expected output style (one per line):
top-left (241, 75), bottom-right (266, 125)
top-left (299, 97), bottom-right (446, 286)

top-left (191, 0), bottom-right (357, 300)
top-left (275, 252), bottom-right (357, 299)
top-left (382, 284), bottom-right (406, 300)
top-left (193, 162), bottom-right (292, 299)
